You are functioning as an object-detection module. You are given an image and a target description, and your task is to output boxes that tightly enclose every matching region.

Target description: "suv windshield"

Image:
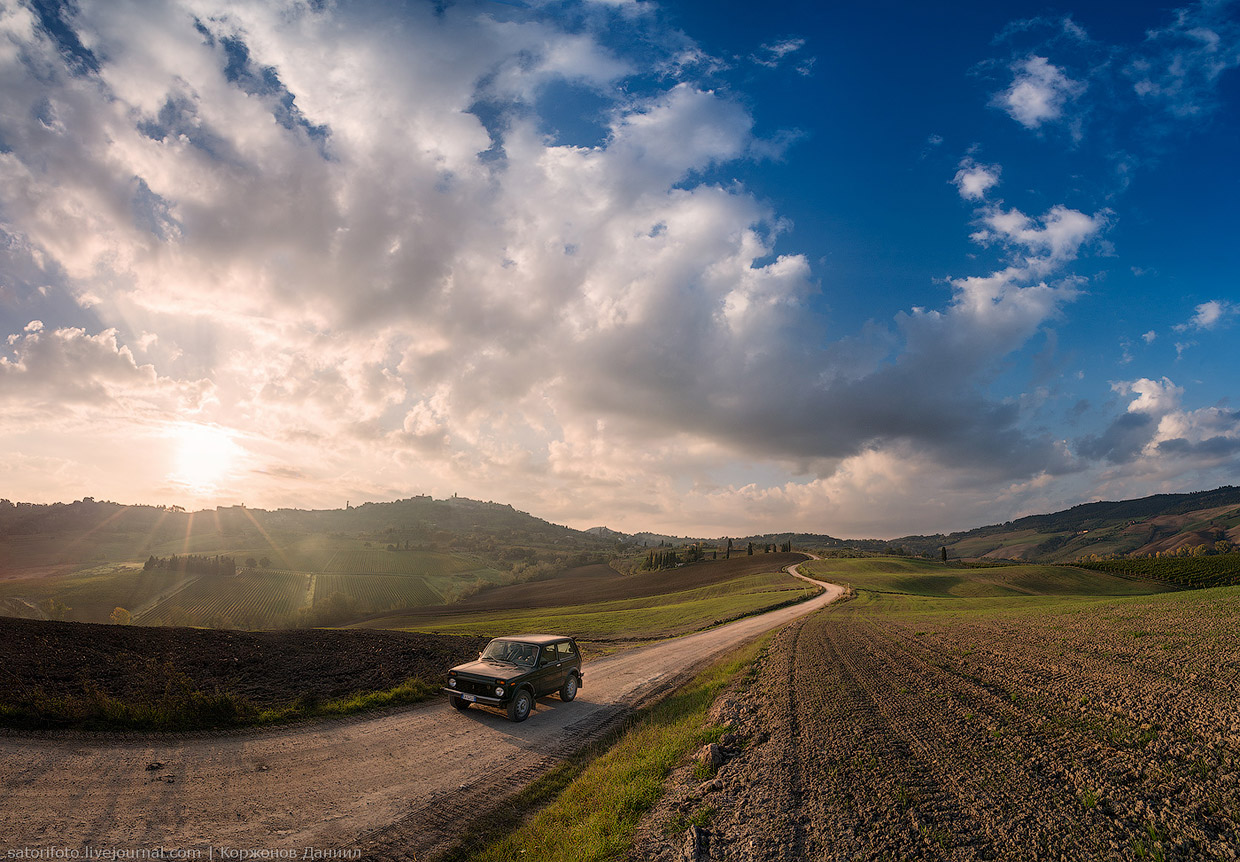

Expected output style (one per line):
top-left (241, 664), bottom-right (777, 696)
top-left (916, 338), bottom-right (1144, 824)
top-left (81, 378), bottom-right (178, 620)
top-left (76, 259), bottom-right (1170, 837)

top-left (481, 639), bottom-right (538, 667)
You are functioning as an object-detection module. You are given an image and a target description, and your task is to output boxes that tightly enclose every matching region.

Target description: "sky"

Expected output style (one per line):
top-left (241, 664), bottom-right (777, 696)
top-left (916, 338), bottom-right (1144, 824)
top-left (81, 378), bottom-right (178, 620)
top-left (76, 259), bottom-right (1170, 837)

top-left (0, 0), bottom-right (1237, 538)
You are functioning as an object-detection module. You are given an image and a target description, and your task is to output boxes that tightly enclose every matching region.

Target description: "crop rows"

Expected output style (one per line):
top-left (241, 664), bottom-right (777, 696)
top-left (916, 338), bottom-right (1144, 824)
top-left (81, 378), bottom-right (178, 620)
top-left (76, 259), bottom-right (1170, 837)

top-left (313, 573), bottom-right (442, 610)
top-left (635, 587), bottom-right (1240, 861)
top-left (1076, 553), bottom-right (1240, 588)
top-left (321, 549), bottom-right (478, 576)
top-left (142, 570), bottom-right (310, 628)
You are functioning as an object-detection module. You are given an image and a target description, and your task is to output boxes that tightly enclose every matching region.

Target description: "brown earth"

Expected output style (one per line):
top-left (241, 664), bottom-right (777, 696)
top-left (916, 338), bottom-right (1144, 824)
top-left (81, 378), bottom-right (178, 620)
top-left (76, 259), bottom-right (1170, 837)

top-left (632, 590), bottom-right (1240, 861)
top-left (0, 616), bottom-right (488, 718)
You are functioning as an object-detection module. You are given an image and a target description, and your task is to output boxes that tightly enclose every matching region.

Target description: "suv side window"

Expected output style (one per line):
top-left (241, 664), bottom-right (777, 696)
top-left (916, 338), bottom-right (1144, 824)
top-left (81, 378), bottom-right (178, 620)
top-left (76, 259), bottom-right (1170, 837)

top-left (557, 641), bottom-right (576, 659)
top-left (541, 645), bottom-right (558, 665)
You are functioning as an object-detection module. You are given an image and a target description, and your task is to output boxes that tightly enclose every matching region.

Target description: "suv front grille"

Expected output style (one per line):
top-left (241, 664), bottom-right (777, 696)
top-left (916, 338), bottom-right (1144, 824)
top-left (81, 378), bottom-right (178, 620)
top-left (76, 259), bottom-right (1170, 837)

top-left (456, 677), bottom-right (496, 697)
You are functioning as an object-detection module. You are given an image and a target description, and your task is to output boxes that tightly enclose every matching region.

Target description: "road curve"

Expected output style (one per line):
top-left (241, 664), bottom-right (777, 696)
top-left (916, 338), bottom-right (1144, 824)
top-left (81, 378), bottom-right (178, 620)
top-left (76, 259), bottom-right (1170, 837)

top-left (0, 559), bottom-right (844, 859)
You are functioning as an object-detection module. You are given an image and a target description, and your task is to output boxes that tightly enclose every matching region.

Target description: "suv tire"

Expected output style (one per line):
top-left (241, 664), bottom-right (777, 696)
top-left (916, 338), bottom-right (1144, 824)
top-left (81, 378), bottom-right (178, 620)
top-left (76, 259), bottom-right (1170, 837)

top-left (451, 696), bottom-right (471, 711)
top-left (507, 688), bottom-right (534, 722)
top-left (559, 673), bottom-right (578, 702)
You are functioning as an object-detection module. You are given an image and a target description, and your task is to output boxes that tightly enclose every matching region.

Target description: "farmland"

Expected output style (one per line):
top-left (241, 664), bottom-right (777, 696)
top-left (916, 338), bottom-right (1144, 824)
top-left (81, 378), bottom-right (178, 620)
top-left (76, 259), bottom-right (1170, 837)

top-left (799, 556), bottom-right (1173, 598)
top-left (0, 544), bottom-right (504, 628)
top-left (0, 495), bottom-right (616, 628)
top-left (138, 570), bottom-right (310, 628)
top-left (355, 553), bottom-right (817, 645)
top-left (632, 560), bottom-right (1239, 862)
top-left (1075, 553), bottom-right (1240, 588)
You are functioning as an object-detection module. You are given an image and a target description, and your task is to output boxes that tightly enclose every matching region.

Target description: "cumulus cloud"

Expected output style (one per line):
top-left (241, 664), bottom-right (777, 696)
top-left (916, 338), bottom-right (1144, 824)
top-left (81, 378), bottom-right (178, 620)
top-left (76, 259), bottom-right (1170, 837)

top-left (0, 322), bottom-right (212, 416)
top-left (1174, 299), bottom-right (1238, 331)
top-left (1075, 374), bottom-right (1240, 480)
top-left (969, 204), bottom-right (1108, 276)
top-left (996, 56), bottom-right (1086, 128)
top-left (0, 0), bottom-right (1162, 532)
top-left (952, 157), bottom-right (1001, 200)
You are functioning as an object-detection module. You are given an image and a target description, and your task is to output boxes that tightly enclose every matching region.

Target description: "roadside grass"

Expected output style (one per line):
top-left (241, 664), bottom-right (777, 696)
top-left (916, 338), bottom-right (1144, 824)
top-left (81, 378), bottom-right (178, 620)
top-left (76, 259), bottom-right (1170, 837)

top-left (365, 571), bottom-right (818, 640)
top-left (445, 636), bottom-right (769, 862)
top-left (0, 669), bottom-right (441, 732)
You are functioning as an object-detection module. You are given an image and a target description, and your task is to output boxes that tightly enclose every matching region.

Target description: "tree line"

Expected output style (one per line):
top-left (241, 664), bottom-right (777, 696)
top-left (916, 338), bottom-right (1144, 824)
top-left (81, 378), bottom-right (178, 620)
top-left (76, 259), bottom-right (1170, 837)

top-left (143, 554), bottom-right (238, 577)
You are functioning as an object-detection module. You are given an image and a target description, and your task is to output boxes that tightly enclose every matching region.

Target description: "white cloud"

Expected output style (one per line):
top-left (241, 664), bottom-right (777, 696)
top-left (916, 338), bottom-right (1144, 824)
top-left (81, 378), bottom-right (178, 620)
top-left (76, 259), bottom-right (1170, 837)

top-left (0, 322), bottom-right (214, 420)
top-left (0, 0), bottom-right (1178, 535)
top-left (997, 55), bottom-right (1085, 128)
top-left (1077, 375), bottom-right (1240, 479)
top-left (753, 37), bottom-right (807, 69)
top-left (952, 157), bottom-right (1001, 200)
top-left (1174, 299), bottom-right (1237, 331)
top-left (1117, 377), bottom-right (1183, 415)
top-left (970, 204), bottom-right (1107, 276)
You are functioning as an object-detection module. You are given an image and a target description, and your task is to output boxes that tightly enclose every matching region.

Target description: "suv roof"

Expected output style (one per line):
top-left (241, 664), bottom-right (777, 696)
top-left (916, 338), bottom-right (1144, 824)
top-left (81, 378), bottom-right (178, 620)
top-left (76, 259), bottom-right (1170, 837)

top-left (494, 634), bottom-right (573, 645)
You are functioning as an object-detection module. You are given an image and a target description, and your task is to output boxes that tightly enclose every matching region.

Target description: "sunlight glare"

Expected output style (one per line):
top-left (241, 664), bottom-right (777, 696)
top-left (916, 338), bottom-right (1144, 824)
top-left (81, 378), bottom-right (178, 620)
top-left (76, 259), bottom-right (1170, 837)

top-left (169, 424), bottom-right (240, 495)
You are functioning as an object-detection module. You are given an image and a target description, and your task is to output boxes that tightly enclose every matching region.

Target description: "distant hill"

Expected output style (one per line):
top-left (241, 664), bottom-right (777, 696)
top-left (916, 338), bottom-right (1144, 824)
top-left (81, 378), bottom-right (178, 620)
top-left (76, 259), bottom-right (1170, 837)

top-left (891, 486), bottom-right (1240, 562)
top-left (0, 495), bottom-right (625, 581)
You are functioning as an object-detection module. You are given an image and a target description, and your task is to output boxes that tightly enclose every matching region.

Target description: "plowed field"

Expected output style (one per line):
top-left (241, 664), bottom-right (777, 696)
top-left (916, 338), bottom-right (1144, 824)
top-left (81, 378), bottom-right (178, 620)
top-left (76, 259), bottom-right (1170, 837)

top-left (633, 587), bottom-right (1240, 861)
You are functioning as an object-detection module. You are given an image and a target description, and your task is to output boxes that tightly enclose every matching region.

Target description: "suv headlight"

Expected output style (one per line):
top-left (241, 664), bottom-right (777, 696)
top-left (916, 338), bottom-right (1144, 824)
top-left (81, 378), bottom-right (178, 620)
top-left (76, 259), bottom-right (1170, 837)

top-left (494, 686), bottom-right (505, 696)
top-left (448, 678), bottom-right (457, 687)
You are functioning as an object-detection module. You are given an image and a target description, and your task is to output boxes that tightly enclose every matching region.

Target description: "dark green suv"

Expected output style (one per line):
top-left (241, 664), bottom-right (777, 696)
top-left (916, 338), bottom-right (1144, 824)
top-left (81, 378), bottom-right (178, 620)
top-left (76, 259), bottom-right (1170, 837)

top-left (444, 634), bottom-right (583, 722)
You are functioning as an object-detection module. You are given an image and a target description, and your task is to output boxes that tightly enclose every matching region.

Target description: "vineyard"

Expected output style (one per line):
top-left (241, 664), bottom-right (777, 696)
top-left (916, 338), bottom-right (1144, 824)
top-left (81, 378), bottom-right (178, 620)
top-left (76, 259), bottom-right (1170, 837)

top-left (139, 570), bottom-right (311, 628)
top-left (313, 574), bottom-right (442, 610)
top-left (1074, 553), bottom-right (1240, 588)
top-left (320, 548), bottom-right (483, 576)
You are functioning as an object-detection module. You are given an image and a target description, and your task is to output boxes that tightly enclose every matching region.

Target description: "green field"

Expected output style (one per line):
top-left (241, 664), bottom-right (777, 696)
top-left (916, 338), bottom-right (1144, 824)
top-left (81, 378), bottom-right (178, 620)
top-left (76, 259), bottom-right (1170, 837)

top-left (358, 570), bottom-right (818, 641)
top-left (0, 546), bottom-right (497, 628)
top-left (800, 556), bottom-right (1172, 599)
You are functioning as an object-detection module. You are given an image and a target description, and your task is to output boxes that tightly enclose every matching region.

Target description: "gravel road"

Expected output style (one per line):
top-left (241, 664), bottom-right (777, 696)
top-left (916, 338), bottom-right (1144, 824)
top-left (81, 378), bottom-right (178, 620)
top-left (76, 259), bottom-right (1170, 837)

top-left (0, 561), bottom-right (843, 860)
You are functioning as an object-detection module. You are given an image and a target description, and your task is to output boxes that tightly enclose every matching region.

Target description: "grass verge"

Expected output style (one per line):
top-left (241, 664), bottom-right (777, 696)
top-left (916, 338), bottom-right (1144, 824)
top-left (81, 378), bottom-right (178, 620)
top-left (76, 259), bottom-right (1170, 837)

top-left (443, 634), bottom-right (770, 862)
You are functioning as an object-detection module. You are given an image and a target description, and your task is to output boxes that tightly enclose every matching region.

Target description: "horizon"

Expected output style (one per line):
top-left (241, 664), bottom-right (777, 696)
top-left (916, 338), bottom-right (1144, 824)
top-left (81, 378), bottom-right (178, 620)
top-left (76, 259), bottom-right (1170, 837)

top-left (5, 482), bottom-right (1237, 544)
top-left (1, 0), bottom-right (1237, 538)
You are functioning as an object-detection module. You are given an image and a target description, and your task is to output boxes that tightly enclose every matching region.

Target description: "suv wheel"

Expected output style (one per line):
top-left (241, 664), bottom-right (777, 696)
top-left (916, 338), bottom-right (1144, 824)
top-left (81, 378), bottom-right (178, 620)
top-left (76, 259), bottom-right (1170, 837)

top-left (559, 673), bottom-right (578, 702)
top-left (507, 688), bottom-right (534, 722)
top-left (451, 696), bottom-right (471, 711)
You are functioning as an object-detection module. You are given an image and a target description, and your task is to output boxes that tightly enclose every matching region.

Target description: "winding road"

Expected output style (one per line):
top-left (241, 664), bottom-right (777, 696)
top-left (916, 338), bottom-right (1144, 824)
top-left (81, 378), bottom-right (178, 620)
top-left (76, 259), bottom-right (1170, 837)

top-left (0, 559), bottom-right (843, 859)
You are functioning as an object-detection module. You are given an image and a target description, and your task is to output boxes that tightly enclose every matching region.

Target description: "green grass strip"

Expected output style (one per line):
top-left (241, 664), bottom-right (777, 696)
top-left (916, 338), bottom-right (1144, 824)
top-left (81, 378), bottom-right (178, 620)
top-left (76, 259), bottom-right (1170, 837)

top-left (451, 634), bottom-right (769, 862)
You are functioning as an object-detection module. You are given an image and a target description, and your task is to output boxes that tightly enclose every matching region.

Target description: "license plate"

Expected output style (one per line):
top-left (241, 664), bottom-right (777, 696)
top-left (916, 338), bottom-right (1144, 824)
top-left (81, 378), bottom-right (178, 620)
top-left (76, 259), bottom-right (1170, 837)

top-left (461, 694), bottom-right (477, 702)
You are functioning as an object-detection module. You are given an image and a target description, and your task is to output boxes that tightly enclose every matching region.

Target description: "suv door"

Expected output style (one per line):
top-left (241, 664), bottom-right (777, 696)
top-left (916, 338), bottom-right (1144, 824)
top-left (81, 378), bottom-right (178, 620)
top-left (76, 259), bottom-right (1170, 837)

top-left (532, 643), bottom-right (565, 695)
top-left (556, 639), bottom-right (579, 676)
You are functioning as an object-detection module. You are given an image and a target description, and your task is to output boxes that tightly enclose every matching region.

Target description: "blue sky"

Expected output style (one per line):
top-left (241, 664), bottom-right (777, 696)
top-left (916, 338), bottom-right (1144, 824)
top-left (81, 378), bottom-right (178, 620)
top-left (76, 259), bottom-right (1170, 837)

top-left (0, 0), bottom-right (1236, 537)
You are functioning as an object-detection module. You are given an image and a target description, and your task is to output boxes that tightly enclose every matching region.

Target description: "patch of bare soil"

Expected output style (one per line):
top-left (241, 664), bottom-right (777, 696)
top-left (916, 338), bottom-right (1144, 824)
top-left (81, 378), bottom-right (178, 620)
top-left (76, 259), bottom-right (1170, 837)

top-left (632, 592), bottom-right (1240, 861)
top-left (0, 616), bottom-right (488, 720)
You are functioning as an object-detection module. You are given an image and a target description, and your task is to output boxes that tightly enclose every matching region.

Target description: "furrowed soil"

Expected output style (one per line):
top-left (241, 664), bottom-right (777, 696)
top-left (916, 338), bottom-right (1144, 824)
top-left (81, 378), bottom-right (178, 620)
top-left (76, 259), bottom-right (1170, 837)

top-left (0, 616), bottom-right (487, 725)
top-left (633, 587), bottom-right (1240, 861)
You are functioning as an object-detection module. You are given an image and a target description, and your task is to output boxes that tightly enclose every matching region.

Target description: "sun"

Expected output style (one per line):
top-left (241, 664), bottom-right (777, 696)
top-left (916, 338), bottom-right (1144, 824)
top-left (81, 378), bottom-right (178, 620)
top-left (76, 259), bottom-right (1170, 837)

top-left (168, 423), bottom-right (240, 495)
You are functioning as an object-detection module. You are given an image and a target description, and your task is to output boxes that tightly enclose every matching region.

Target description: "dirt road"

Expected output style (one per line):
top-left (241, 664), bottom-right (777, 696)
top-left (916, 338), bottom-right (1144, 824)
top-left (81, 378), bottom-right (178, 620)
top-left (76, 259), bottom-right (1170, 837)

top-left (0, 561), bottom-right (843, 860)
